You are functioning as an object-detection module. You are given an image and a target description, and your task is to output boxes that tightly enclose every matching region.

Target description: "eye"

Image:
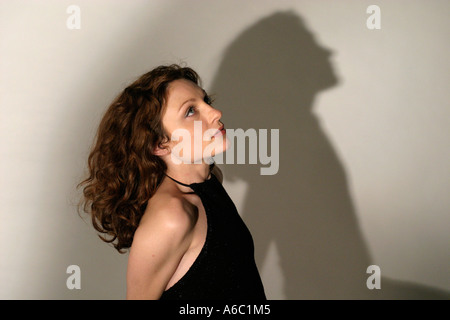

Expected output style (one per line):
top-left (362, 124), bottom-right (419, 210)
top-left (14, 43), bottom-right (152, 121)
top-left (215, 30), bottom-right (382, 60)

top-left (185, 106), bottom-right (195, 117)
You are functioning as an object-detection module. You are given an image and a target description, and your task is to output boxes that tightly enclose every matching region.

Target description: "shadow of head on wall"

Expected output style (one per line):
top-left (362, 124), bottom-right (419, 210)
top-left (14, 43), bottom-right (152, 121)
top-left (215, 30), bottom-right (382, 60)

top-left (210, 10), bottom-right (370, 299)
top-left (209, 11), bottom-right (450, 299)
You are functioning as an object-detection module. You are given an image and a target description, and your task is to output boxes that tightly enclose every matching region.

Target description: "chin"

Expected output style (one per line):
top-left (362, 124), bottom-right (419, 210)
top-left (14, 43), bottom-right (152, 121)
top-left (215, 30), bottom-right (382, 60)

top-left (213, 135), bottom-right (230, 155)
top-left (202, 135), bottom-right (230, 162)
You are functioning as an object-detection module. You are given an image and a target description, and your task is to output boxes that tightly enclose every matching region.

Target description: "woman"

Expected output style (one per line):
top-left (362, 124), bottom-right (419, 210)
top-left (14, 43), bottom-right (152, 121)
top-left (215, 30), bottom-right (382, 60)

top-left (78, 64), bottom-right (266, 300)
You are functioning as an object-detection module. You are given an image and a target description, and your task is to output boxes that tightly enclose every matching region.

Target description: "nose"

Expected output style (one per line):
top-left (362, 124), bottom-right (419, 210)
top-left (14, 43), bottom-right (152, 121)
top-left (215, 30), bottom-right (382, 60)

top-left (207, 104), bottom-right (222, 125)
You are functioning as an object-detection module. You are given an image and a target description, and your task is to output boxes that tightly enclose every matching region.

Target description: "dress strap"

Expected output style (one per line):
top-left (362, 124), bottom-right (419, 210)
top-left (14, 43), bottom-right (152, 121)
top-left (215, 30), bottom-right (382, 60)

top-left (164, 163), bottom-right (215, 187)
top-left (165, 174), bottom-right (192, 187)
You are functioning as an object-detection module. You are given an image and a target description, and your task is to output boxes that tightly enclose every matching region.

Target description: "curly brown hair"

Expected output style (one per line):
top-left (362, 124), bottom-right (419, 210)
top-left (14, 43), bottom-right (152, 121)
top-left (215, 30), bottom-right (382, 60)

top-left (77, 64), bottom-right (201, 253)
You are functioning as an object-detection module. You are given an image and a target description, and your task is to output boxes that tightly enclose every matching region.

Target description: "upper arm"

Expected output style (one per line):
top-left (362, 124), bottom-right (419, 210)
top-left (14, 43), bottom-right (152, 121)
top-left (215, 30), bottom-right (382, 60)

top-left (126, 199), bottom-right (194, 300)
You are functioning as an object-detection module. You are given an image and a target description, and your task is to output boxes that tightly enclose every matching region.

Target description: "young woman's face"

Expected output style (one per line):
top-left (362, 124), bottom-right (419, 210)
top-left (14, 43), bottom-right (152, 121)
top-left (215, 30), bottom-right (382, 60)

top-left (161, 79), bottom-right (229, 164)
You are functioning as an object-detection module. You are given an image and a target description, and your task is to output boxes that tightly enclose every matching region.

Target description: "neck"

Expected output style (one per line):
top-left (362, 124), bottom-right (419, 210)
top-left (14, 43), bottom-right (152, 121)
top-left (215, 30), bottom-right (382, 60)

top-left (164, 159), bottom-right (212, 192)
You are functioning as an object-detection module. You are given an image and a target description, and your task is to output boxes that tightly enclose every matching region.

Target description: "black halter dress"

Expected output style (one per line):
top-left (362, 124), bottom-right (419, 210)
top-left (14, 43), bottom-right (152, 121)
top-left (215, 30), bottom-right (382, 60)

top-left (159, 165), bottom-right (266, 300)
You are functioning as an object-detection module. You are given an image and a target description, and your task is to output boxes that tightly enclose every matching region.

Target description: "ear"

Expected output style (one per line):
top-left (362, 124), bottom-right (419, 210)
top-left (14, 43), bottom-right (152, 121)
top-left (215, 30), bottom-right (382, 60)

top-left (152, 142), bottom-right (170, 157)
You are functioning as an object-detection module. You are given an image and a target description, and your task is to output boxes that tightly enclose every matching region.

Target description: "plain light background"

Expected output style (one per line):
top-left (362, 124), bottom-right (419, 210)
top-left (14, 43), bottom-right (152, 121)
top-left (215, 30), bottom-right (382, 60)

top-left (0, 0), bottom-right (449, 299)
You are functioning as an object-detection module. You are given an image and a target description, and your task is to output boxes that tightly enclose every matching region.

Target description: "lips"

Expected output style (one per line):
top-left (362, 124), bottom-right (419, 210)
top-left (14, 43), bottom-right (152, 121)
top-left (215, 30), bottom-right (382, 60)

top-left (213, 125), bottom-right (225, 138)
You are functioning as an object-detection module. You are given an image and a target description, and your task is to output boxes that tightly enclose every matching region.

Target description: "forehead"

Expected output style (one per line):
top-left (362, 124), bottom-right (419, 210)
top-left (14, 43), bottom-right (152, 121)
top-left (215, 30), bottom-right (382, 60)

top-left (166, 79), bottom-right (203, 107)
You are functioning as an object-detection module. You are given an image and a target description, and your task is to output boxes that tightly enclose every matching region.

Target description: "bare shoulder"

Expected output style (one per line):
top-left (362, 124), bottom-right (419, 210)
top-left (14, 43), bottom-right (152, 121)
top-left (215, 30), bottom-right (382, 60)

top-left (126, 193), bottom-right (196, 299)
top-left (133, 194), bottom-right (196, 247)
top-left (211, 164), bottom-right (223, 184)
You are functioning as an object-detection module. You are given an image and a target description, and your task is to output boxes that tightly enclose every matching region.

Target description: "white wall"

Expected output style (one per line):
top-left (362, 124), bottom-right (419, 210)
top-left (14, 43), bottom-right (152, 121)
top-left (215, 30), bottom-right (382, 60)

top-left (1, 0), bottom-right (448, 299)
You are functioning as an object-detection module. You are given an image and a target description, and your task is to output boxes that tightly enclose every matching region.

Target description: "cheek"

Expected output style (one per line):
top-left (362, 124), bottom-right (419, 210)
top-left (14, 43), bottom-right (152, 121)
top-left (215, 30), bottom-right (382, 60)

top-left (188, 121), bottom-right (208, 145)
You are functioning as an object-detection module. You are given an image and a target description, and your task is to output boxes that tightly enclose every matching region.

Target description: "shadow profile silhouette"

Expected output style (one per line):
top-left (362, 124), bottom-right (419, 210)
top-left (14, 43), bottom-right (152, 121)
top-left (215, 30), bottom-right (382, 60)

top-left (209, 11), bottom-right (450, 299)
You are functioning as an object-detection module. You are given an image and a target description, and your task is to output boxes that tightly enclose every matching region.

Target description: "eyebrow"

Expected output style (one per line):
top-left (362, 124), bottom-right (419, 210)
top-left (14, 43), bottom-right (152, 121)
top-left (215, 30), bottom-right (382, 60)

top-left (178, 90), bottom-right (208, 114)
top-left (178, 98), bottom-right (196, 113)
